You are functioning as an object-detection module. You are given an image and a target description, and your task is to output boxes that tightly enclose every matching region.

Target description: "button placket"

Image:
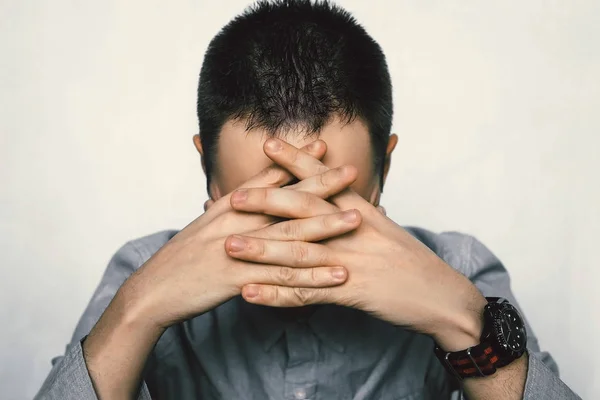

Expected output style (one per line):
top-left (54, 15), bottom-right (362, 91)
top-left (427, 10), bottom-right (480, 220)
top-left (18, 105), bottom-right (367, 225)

top-left (284, 322), bottom-right (318, 400)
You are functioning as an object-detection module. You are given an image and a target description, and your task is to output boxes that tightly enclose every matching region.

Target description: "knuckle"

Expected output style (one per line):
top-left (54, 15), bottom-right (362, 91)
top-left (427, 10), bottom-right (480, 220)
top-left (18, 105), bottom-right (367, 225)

top-left (317, 172), bottom-right (327, 190)
top-left (334, 165), bottom-right (348, 181)
top-left (258, 285), bottom-right (277, 304)
top-left (289, 148), bottom-right (300, 165)
top-left (317, 249), bottom-right (330, 266)
top-left (315, 164), bottom-right (329, 175)
top-left (268, 287), bottom-right (278, 304)
top-left (299, 192), bottom-right (314, 211)
top-left (311, 267), bottom-right (319, 284)
top-left (320, 215), bottom-right (335, 231)
top-left (292, 287), bottom-right (313, 305)
top-left (249, 239), bottom-right (266, 259)
top-left (260, 188), bottom-right (273, 207)
top-left (260, 167), bottom-right (284, 186)
top-left (291, 242), bottom-right (310, 266)
top-left (257, 241), bottom-right (267, 259)
top-left (277, 267), bottom-right (296, 283)
top-left (281, 220), bottom-right (301, 240)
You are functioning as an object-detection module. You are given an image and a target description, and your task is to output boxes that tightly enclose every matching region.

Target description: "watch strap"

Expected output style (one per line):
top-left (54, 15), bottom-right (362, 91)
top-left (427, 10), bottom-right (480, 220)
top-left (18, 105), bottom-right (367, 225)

top-left (434, 342), bottom-right (499, 380)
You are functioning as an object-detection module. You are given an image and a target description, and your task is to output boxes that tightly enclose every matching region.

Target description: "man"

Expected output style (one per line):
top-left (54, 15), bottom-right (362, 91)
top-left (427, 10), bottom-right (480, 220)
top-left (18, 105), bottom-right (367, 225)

top-left (36, 1), bottom-right (579, 399)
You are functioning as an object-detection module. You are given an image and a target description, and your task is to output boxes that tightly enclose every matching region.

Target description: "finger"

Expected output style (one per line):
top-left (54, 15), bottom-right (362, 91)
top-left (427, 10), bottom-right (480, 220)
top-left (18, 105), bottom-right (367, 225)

top-left (263, 138), bottom-right (330, 181)
top-left (230, 187), bottom-right (339, 218)
top-left (225, 235), bottom-right (338, 267)
top-left (285, 164), bottom-right (358, 199)
top-left (202, 140), bottom-right (326, 221)
top-left (241, 284), bottom-right (332, 307)
top-left (240, 140), bottom-right (327, 190)
top-left (264, 138), bottom-right (370, 211)
top-left (376, 205), bottom-right (386, 216)
top-left (245, 209), bottom-right (361, 242)
top-left (236, 264), bottom-right (347, 289)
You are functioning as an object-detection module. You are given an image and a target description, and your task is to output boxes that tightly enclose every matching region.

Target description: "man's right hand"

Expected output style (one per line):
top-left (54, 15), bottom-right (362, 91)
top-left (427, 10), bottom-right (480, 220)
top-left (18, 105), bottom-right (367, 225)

top-left (82, 140), bottom-right (361, 400)
top-left (122, 140), bottom-right (360, 330)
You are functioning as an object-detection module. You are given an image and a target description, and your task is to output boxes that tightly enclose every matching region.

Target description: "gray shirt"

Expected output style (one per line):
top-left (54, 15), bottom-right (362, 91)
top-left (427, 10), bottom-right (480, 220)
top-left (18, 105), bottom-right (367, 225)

top-left (35, 227), bottom-right (580, 399)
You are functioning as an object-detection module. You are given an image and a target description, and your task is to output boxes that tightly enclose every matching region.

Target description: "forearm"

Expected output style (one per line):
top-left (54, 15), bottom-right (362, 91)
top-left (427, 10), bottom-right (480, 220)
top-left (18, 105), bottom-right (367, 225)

top-left (430, 289), bottom-right (579, 400)
top-left (423, 235), bottom-right (580, 400)
top-left (461, 353), bottom-right (527, 400)
top-left (83, 283), bottom-right (164, 400)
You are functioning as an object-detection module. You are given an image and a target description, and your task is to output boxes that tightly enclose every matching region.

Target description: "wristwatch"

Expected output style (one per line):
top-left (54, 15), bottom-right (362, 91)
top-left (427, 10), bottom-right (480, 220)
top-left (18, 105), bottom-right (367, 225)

top-left (434, 297), bottom-right (528, 380)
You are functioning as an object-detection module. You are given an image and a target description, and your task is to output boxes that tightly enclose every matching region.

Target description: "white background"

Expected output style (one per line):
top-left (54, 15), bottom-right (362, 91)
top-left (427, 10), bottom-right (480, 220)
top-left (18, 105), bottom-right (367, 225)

top-left (1, 1), bottom-right (598, 399)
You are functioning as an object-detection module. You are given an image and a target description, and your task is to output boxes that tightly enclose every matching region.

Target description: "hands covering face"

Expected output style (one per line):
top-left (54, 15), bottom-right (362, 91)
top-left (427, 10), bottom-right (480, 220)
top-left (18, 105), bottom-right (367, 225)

top-left (224, 138), bottom-right (486, 347)
top-left (130, 140), bottom-right (361, 329)
top-left (133, 136), bottom-right (484, 349)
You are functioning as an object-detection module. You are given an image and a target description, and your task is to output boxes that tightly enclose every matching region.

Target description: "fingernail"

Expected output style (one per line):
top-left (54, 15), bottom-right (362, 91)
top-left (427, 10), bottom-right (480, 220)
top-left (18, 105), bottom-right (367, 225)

top-left (244, 285), bottom-right (260, 298)
top-left (332, 267), bottom-right (346, 279)
top-left (228, 236), bottom-right (246, 252)
top-left (342, 210), bottom-right (358, 223)
top-left (231, 189), bottom-right (248, 205)
top-left (265, 138), bottom-right (282, 152)
top-left (306, 141), bottom-right (319, 151)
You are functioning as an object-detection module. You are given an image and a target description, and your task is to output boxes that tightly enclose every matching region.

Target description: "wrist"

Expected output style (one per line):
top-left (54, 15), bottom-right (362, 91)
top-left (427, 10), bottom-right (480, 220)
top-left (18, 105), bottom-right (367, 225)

top-left (116, 279), bottom-right (169, 336)
top-left (430, 290), bottom-right (487, 352)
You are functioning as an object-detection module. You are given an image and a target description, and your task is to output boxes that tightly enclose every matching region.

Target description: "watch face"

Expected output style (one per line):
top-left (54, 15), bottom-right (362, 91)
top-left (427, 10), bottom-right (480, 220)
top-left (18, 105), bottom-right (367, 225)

top-left (497, 305), bottom-right (527, 354)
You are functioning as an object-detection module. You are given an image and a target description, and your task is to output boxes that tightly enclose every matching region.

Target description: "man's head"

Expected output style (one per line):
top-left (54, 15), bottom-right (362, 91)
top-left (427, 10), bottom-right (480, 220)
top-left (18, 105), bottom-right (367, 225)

top-left (194, 0), bottom-right (397, 204)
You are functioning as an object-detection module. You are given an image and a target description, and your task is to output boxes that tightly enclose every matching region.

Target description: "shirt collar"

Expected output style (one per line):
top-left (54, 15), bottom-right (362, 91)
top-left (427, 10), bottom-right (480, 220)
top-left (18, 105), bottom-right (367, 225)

top-left (240, 300), bottom-right (286, 352)
top-left (240, 298), bottom-right (361, 353)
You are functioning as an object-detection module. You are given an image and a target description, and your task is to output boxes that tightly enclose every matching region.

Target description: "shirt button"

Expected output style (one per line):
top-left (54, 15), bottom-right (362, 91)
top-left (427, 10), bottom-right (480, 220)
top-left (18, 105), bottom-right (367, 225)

top-left (294, 388), bottom-right (307, 399)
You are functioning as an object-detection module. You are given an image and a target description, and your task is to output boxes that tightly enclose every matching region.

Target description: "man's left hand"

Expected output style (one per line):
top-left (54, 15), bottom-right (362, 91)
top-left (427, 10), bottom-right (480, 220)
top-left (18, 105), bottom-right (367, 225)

top-left (227, 138), bottom-right (488, 351)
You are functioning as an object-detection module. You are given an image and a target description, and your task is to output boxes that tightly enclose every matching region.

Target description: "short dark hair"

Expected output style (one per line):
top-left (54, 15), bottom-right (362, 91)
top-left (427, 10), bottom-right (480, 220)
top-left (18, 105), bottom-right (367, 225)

top-left (197, 0), bottom-right (393, 191)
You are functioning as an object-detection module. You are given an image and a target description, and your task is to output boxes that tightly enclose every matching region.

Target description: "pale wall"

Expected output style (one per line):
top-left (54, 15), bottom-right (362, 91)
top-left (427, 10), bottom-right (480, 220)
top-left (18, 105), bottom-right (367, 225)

top-left (1, 1), bottom-right (598, 398)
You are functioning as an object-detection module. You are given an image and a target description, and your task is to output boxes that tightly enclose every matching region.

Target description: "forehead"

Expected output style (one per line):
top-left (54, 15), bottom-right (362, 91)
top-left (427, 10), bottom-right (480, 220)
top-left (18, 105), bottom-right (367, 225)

top-left (215, 117), bottom-right (375, 189)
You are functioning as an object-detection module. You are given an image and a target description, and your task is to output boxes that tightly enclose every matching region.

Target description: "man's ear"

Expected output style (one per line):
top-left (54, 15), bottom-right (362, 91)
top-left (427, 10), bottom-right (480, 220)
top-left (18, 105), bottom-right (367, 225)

top-left (193, 134), bottom-right (207, 174)
top-left (193, 134), bottom-right (223, 201)
top-left (381, 134), bottom-right (398, 189)
top-left (369, 134), bottom-right (398, 206)
top-left (208, 181), bottom-right (222, 201)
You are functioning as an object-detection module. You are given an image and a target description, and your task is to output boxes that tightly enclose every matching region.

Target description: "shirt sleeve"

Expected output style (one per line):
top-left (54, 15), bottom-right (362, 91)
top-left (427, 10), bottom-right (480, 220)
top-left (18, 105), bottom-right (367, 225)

top-left (34, 241), bottom-right (153, 400)
top-left (459, 235), bottom-right (581, 400)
